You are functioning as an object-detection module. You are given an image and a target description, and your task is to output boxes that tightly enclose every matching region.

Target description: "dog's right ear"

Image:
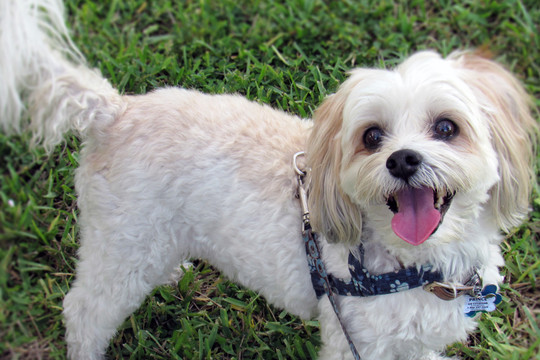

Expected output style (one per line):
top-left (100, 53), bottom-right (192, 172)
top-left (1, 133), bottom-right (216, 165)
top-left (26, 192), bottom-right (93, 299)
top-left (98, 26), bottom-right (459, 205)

top-left (307, 80), bottom-right (364, 244)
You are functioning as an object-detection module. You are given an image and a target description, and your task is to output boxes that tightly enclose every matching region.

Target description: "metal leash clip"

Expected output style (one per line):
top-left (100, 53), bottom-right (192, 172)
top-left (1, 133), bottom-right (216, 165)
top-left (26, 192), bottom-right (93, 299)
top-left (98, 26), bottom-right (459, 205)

top-left (294, 152), bottom-right (310, 234)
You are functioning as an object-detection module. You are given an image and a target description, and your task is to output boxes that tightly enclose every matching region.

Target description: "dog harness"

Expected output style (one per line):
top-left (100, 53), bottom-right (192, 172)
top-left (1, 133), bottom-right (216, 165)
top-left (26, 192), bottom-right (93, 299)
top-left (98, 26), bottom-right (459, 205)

top-left (293, 152), bottom-right (501, 360)
top-left (304, 234), bottom-right (443, 298)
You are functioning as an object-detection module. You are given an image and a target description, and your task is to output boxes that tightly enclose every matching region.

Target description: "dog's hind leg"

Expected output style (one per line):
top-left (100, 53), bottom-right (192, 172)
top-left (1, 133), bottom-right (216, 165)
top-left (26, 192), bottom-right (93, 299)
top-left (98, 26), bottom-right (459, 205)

top-left (62, 219), bottom-right (182, 360)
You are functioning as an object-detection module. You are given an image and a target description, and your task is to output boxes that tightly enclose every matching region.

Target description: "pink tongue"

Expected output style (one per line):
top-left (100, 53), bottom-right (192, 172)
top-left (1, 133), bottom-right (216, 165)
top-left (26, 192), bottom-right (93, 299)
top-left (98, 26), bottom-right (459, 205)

top-left (391, 187), bottom-right (441, 246)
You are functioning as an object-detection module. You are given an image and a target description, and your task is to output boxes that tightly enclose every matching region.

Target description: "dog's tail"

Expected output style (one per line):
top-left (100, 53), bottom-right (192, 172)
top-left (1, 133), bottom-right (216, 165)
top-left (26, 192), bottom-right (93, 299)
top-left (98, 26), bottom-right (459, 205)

top-left (0, 0), bottom-right (123, 151)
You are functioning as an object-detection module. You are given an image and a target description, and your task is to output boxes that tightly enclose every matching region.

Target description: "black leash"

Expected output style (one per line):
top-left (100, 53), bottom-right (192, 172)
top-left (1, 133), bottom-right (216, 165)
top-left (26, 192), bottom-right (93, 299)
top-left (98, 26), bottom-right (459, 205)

top-left (294, 152), bottom-right (362, 359)
top-left (302, 225), bottom-right (363, 360)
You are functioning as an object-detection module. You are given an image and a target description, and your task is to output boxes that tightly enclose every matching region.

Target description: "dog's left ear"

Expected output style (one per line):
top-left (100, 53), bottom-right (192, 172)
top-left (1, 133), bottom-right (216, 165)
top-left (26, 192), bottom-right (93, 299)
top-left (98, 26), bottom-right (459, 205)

top-left (307, 77), bottom-right (364, 244)
top-left (451, 51), bottom-right (537, 231)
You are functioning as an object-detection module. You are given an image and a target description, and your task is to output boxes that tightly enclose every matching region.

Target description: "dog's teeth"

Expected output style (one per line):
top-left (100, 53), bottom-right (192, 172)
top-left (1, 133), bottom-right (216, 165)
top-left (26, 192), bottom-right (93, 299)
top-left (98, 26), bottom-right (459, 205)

top-left (434, 190), bottom-right (445, 210)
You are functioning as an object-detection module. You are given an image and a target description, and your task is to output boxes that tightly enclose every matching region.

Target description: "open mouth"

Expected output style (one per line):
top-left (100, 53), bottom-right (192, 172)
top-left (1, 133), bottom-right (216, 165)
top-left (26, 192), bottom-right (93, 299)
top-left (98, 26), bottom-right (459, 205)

top-left (386, 187), bottom-right (455, 246)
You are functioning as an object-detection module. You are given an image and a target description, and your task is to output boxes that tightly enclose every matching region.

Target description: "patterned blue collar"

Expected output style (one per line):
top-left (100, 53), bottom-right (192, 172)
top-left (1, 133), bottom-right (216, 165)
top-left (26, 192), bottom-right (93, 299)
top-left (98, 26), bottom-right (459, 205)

top-left (303, 229), bottom-right (443, 299)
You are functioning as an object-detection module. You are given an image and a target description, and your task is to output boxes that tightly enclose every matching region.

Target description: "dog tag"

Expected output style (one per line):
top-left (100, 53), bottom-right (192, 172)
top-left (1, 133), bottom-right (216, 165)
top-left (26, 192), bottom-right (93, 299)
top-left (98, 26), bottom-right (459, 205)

top-left (463, 284), bottom-right (502, 317)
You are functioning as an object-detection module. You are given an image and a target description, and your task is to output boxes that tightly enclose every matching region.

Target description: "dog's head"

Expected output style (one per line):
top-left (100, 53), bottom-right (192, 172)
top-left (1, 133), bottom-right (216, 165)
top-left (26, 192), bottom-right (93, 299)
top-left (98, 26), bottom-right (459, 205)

top-left (307, 51), bottom-right (536, 248)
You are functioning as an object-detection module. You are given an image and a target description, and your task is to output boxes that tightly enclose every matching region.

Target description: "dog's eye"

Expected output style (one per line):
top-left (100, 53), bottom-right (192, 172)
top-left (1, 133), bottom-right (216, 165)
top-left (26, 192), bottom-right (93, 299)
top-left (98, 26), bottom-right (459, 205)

top-left (433, 119), bottom-right (458, 140)
top-left (363, 127), bottom-right (384, 150)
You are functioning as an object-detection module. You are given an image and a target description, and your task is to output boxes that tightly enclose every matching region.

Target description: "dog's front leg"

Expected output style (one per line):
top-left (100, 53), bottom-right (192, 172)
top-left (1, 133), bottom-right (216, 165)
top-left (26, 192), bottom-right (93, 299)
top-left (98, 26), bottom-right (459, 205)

top-left (316, 295), bottom-right (460, 360)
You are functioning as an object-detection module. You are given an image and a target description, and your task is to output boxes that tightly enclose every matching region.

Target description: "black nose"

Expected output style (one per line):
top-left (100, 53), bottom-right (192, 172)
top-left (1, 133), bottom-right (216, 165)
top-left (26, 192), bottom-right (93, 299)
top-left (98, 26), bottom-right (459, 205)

top-left (386, 149), bottom-right (423, 181)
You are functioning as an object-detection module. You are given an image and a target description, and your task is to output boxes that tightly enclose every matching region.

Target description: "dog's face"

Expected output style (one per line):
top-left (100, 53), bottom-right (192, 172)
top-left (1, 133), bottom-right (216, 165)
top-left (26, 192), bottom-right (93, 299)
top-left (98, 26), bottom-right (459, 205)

top-left (307, 51), bottom-right (535, 250)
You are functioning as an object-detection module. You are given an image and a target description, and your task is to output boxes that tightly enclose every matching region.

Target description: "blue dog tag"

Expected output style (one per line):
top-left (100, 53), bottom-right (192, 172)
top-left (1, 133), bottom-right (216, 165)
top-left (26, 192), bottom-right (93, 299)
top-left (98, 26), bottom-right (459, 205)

top-left (464, 284), bottom-right (502, 317)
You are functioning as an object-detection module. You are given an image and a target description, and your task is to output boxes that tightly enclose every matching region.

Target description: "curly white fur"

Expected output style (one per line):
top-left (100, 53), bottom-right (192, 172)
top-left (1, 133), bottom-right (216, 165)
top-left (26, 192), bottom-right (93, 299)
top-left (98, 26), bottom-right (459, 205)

top-left (1, 1), bottom-right (536, 360)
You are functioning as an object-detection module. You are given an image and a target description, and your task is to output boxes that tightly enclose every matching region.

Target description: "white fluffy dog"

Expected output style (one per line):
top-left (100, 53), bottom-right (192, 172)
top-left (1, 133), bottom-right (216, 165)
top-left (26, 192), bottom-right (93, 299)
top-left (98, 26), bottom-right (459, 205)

top-left (1, 1), bottom-right (536, 359)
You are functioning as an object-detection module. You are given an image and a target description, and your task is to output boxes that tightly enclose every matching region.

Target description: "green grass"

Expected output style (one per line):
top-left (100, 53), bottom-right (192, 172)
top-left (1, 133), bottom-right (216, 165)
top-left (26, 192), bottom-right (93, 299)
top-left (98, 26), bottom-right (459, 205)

top-left (1, 0), bottom-right (539, 359)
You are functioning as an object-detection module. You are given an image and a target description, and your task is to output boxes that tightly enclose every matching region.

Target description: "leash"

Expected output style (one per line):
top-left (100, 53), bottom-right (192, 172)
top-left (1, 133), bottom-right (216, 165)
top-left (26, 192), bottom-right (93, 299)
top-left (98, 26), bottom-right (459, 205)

top-left (294, 152), bottom-right (362, 360)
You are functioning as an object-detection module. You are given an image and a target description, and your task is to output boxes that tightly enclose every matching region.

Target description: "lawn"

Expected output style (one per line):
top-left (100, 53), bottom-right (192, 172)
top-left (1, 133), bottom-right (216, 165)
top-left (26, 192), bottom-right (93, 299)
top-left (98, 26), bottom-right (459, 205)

top-left (1, 0), bottom-right (538, 359)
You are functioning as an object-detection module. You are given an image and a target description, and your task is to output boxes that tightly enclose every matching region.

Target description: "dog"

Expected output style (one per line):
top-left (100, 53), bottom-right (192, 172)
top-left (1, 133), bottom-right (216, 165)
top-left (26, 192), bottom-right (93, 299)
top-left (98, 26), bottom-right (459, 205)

top-left (1, 1), bottom-right (536, 359)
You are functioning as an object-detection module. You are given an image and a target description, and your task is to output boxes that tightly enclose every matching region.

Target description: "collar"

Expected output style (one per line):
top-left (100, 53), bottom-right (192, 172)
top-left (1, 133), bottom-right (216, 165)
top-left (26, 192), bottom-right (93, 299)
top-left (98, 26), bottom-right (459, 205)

top-left (303, 227), bottom-right (445, 299)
